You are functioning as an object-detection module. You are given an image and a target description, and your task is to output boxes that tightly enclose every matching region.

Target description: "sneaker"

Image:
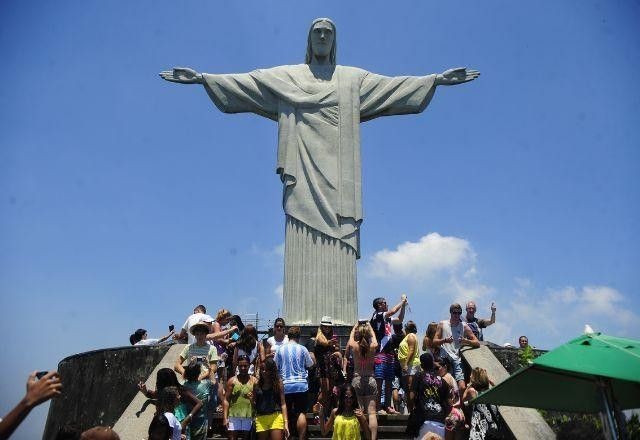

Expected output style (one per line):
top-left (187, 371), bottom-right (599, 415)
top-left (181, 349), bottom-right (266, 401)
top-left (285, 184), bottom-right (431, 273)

top-left (377, 409), bottom-right (387, 415)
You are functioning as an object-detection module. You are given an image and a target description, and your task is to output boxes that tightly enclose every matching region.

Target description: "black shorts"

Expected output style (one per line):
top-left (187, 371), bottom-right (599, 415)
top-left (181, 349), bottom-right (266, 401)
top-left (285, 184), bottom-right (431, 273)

top-left (285, 391), bottom-right (308, 415)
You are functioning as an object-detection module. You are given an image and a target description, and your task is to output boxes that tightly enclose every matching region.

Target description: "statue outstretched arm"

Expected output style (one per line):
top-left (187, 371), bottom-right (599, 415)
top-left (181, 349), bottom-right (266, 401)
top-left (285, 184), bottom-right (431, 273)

top-left (160, 66), bottom-right (278, 119)
top-left (159, 67), bottom-right (204, 84)
top-left (435, 67), bottom-right (480, 86)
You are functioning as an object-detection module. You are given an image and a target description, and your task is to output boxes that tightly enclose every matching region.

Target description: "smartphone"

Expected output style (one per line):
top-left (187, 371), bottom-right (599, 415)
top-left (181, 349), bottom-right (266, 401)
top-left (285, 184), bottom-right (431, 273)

top-left (36, 371), bottom-right (48, 380)
top-left (358, 319), bottom-right (368, 325)
top-left (169, 324), bottom-right (175, 332)
top-left (231, 332), bottom-right (240, 341)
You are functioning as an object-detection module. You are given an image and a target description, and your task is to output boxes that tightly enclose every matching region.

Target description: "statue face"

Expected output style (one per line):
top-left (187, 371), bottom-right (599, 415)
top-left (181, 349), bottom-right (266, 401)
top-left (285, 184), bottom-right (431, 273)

top-left (310, 21), bottom-right (334, 58)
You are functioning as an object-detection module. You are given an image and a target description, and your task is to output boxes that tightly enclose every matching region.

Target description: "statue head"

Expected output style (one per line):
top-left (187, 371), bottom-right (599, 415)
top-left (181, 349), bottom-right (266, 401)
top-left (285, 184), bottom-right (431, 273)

top-left (305, 18), bottom-right (337, 65)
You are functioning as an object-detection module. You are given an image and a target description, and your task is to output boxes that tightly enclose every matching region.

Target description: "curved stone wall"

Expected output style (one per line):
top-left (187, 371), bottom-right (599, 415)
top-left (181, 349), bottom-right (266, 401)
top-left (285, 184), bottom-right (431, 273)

top-left (42, 345), bottom-right (169, 440)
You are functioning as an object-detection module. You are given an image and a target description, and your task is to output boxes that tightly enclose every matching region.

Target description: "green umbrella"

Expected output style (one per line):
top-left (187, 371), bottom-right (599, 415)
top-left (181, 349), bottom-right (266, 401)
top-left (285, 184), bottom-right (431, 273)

top-left (473, 333), bottom-right (640, 439)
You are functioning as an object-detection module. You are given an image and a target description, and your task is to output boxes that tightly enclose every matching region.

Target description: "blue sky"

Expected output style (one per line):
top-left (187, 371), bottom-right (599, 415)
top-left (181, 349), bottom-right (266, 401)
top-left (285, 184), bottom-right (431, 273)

top-left (1, 1), bottom-right (639, 437)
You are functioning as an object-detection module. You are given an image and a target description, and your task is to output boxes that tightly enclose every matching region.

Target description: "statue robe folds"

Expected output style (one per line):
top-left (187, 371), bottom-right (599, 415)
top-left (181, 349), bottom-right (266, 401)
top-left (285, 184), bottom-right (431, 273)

top-left (202, 65), bottom-right (436, 325)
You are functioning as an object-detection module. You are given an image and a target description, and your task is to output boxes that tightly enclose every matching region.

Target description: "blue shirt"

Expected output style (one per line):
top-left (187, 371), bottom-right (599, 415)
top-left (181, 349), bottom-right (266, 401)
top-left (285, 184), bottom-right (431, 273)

top-left (275, 341), bottom-right (314, 394)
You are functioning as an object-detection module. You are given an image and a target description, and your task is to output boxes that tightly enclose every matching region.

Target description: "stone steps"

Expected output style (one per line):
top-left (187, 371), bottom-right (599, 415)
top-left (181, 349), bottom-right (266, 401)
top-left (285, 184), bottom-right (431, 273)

top-left (206, 412), bottom-right (411, 439)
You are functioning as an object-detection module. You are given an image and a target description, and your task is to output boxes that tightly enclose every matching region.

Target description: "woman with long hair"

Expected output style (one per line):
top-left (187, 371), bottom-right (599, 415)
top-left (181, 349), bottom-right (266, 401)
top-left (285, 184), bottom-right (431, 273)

top-left (137, 367), bottom-right (203, 435)
top-left (234, 324), bottom-right (266, 376)
top-left (253, 358), bottom-right (289, 440)
top-left (315, 317), bottom-right (343, 407)
top-left (347, 321), bottom-right (378, 440)
top-left (462, 368), bottom-right (501, 440)
top-left (422, 322), bottom-right (439, 354)
top-left (156, 386), bottom-right (183, 440)
top-left (319, 384), bottom-right (370, 440)
top-left (207, 309), bottom-right (233, 355)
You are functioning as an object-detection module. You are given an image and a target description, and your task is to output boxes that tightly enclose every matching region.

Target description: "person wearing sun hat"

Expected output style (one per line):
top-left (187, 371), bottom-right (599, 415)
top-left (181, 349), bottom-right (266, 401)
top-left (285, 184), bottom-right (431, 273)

top-left (175, 318), bottom-right (219, 382)
top-left (178, 305), bottom-right (214, 345)
top-left (315, 315), bottom-right (343, 407)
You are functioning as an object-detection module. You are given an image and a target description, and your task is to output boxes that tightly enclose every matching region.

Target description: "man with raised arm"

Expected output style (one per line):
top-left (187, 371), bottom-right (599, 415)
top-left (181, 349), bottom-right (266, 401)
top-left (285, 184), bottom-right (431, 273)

top-left (463, 300), bottom-right (497, 341)
top-left (369, 294), bottom-right (407, 414)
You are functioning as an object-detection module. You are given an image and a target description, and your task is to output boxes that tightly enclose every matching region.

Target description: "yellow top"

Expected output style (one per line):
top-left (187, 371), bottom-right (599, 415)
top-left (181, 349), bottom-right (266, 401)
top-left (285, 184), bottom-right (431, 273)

top-left (332, 414), bottom-right (361, 440)
top-left (398, 334), bottom-right (421, 368)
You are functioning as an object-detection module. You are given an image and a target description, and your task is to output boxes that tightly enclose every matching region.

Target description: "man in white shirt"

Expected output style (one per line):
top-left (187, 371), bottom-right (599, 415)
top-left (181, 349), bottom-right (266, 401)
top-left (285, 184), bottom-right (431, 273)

top-left (178, 305), bottom-right (214, 344)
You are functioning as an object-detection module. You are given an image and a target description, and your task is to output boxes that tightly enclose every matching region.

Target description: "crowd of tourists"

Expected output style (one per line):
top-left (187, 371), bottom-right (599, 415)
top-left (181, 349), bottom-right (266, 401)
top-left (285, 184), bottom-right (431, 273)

top-left (124, 297), bottom-right (506, 440)
top-left (0, 297), bottom-right (508, 440)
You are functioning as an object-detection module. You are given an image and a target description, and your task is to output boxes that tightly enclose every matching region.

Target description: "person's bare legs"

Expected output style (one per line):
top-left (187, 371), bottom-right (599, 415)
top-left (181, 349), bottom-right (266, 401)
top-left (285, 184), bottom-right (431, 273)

top-left (375, 378), bottom-right (384, 411)
top-left (296, 411), bottom-right (307, 440)
top-left (365, 395), bottom-right (378, 440)
top-left (458, 379), bottom-right (466, 397)
top-left (384, 380), bottom-right (394, 413)
top-left (258, 429), bottom-right (284, 440)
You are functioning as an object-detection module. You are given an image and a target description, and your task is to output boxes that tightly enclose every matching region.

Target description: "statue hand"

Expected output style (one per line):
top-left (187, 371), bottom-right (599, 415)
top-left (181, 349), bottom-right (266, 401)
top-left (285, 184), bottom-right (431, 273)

top-left (159, 67), bottom-right (203, 84)
top-left (436, 67), bottom-right (480, 86)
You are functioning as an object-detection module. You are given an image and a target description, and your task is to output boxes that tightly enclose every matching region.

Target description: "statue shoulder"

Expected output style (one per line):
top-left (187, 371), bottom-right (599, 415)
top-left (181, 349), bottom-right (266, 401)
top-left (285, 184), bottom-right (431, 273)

top-left (337, 65), bottom-right (368, 78)
top-left (253, 65), bottom-right (297, 75)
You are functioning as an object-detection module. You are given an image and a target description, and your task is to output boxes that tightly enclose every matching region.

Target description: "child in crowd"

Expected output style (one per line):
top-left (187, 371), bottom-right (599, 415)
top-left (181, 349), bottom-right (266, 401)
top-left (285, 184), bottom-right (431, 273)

top-left (137, 367), bottom-right (203, 432)
top-left (148, 413), bottom-right (173, 440)
top-left (157, 387), bottom-right (183, 440)
top-left (180, 362), bottom-right (210, 440)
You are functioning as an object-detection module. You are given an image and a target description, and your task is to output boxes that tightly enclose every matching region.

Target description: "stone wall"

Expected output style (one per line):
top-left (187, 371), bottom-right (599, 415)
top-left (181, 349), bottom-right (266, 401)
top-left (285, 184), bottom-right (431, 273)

top-left (486, 344), bottom-right (547, 374)
top-left (42, 345), bottom-right (169, 440)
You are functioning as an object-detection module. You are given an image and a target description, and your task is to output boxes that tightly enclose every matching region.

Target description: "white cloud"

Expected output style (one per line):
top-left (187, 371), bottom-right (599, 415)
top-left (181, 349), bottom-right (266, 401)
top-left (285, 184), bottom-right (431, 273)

top-left (494, 283), bottom-right (638, 348)
top-left (273, 243), bottom-right (285, 257)
top-left (247, 242), bottom-right (285, 257)
top-left (369, 232), bottom-right (474, 280)
top-left (274, 284), bottom-right (283, 299)
top-left (363, 233), bottom-right (638, 349)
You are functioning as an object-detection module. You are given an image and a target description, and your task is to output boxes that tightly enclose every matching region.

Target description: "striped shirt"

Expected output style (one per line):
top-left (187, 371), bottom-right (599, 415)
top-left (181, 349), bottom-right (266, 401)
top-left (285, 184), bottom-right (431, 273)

top-left (275, 341), bottom-right (313, 394)
top-left (181, 343), bottom-right (218, 375)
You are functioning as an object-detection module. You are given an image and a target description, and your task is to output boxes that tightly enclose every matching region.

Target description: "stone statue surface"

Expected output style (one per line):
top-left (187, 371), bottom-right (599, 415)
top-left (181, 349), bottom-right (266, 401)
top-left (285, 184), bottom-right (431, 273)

top-left (160, 18), bottom-right (479, 325)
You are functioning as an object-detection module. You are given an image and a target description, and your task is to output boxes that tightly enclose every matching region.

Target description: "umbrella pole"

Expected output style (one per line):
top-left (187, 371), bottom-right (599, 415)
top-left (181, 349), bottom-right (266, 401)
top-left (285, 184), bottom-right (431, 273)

top-left (599, 379), bottom-right (619, 440)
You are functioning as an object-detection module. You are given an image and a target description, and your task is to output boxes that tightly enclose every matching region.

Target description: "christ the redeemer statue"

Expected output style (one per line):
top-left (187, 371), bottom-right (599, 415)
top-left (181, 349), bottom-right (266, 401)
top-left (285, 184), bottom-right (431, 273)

top-left (160, 18), bottom-right (479, 326)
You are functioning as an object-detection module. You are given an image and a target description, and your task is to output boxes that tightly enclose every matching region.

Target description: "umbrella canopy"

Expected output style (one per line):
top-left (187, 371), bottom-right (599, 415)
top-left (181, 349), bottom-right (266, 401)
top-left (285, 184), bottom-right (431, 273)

top-left (473, 333), bottom-right (640, 412)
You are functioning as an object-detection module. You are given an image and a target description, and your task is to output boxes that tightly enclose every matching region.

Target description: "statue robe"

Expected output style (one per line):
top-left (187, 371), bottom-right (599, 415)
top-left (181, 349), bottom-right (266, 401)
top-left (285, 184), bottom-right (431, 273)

top-left (202, 65), bottom-right (436, 325)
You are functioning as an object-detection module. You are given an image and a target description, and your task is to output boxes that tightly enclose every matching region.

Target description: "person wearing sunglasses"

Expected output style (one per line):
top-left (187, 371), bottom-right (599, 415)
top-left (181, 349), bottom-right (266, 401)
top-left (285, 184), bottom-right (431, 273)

top-left (319, 384), bottom-right (370, 440)
top-left (433, 303), bottom-right (479, 395)
top-left (266, 317), bottom-right (289, 358)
